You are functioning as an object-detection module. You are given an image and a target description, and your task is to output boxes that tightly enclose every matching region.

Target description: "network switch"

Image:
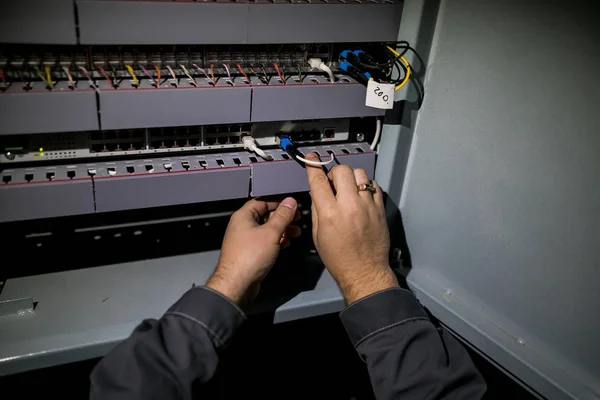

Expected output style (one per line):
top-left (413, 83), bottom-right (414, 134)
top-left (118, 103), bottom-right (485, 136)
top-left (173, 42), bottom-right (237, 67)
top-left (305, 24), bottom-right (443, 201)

top-left (0, 119), bottom-right (357, 164)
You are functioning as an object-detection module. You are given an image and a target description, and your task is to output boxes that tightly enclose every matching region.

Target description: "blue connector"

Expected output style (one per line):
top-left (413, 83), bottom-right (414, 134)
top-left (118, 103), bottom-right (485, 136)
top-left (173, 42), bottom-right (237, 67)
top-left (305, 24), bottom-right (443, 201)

top-left (279, 136), bottom-right (293, 152)
top-left (279, 136), bottom-right (306, 167)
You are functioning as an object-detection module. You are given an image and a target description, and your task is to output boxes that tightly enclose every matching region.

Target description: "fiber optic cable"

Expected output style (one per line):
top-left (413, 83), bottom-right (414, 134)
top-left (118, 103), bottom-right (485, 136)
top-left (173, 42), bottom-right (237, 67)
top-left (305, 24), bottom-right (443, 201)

top-left (44, 66), bottom-right (54, 89)
top-left (125, 64), bottom-right (139, 87)
top-left (62, 66), bottom-right (75, 88)
top-left (154, 65), bottom-right (161, 88)
top-left (273, 62), bottom-right (285, 84)
top-left (180, 64), bottom-right (197, 87)
top-left (193, 64), bottom-right (213, 85)
top-left (166, 65), bottom-right (178, 87)
top-left (97, 66), bottom-right (113, 88)
top-left (386, 46), bottom-right (411, 91)
top-left (140, 65), bottom-right (157, 87)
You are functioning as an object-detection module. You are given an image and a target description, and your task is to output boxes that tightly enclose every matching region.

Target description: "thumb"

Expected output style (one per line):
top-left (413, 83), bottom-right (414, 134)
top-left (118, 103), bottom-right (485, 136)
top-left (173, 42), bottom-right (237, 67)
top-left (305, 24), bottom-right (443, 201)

top-left (264, 197), bottom-right (297, 238)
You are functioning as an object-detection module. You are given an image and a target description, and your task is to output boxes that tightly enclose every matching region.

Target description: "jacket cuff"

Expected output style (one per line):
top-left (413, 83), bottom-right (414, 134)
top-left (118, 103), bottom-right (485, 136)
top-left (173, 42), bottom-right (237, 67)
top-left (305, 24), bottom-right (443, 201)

top-left (165, 286), bottom-right (246, 348)
top-left (339, 288), bottom-right (429, 347)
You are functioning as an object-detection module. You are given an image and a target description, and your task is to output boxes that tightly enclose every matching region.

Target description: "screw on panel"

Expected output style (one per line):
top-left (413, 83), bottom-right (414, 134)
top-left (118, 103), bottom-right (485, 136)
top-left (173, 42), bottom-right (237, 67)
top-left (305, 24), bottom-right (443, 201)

top-left (356, 133), bottom-right (365, 142)
top-left (442, 289), bottom-right (452, 303)
top-left (517, 338), bottom-right (526, 346)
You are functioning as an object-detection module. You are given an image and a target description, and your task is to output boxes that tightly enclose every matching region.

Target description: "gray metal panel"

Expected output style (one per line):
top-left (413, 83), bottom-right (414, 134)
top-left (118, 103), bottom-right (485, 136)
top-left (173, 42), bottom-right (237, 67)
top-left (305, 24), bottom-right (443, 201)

top-left (0, 0), bottom-right (77, 44)
top-left (94, 168), bottom-right (250, 213)
top-left (0, 251), bottom-right (343, 375)
top-left (251, 143), bottom-right (375, 196)
top-left (99, 87), bottom-right (251, 130)
top-left (247, 4), bottom-right (402, 43)
top-left (0, 88), bottom-right (99, 135)
top-left (389, 1), bottom-right (600, 399)
top-left (78, 1), bottom-right (248, 44)
top-left (0, 180), bottom-right (94, 222)
top-left (251, 82), bottom-right (384, 122)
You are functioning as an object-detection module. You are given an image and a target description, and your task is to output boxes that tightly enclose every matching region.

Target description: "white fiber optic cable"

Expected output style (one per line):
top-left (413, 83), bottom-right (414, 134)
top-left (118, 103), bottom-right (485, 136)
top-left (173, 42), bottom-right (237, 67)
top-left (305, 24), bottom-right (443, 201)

top-left (242, 136), bottom-right (273, 161)
top-left (296, 154), bottom-right (335, 166)
top-left (370, 119), bottom-right (382, 151)
top-left (223, 64), bottom-right (232, 81)
top-left (318, 63), bottom-right (335, 83)
top-left (308, 58), bottom-right (335, 83)
top-left (166, 66), bottom-right (178, 87)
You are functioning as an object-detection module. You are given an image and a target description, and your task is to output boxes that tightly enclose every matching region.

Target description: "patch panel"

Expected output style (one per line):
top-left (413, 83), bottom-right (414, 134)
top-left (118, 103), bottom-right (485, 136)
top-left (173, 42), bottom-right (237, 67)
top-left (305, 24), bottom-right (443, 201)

top-left (0, 142), bottom-right (374, 222)
top-left (0, 119), bottom-right (357, 164)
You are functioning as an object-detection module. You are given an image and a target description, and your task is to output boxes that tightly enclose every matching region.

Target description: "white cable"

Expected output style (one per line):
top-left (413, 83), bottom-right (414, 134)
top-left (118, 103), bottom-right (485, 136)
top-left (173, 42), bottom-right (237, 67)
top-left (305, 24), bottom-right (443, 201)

top-left (308, 57), bottom-right (335, 83)
top-left (318, 64), bottom-right (335, 83)
top-left (371, 119), bottom-right (382, 151)
top-left (296, 154), bottom-right (335, 166)
top-left (253, 146), bottom-right (271, 160)
top-left (166, 66), bottom-right (178, 87)
top-left (242, 136), bottom-right (272, 161)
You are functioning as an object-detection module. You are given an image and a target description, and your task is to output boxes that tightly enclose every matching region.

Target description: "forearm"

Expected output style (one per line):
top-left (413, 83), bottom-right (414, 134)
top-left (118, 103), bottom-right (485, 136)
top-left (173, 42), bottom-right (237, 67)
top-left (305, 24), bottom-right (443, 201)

top-left (340, 288), bottom-right (486, 400)
top-left (90, 287), bottom-right (245, 400)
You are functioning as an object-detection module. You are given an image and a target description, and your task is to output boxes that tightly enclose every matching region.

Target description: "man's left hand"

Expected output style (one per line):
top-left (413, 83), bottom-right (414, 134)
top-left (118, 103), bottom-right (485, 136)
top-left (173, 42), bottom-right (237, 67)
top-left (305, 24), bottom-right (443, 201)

top-left (206, 197), bottom-right (300, 304)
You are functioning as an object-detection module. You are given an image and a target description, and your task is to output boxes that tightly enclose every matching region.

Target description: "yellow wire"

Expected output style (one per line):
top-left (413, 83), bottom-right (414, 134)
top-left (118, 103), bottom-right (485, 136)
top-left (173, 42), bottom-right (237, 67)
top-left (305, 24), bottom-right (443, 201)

top-left (386, 46), bottom-right (411, 92)
top-left (44, 66), bottom-right (54, 89)
top-left (125, 65), bottom-right (139, 86)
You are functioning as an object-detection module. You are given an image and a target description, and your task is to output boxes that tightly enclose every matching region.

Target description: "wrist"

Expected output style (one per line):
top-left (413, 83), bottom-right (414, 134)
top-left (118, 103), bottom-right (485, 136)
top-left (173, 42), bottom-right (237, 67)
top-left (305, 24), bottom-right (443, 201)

top-left (205, 269), bottom-right (247, 305)
top-left (340, 266), bottom-right (399, 304)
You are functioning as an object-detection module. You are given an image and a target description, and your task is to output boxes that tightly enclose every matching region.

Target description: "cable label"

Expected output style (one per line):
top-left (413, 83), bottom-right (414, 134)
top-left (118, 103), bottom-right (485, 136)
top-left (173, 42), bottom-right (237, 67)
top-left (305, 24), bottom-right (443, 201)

top-left (365, 80), bottom-right (394, 109)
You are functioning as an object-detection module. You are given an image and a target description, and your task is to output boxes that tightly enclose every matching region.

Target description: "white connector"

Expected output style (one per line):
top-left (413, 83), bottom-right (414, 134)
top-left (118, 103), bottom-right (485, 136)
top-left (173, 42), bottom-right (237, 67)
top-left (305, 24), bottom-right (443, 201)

top-left (242, 135), bottom-right (272, 161)
top-left (308, 58), bottom-right (335, 83)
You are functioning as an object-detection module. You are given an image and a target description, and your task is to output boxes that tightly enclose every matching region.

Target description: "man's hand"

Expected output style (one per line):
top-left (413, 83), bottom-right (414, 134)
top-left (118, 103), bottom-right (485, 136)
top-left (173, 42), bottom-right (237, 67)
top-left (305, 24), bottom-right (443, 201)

top-left (206, 198), bottom-right (300, 305)
top-left (306, 154), bottom-right (398, 304)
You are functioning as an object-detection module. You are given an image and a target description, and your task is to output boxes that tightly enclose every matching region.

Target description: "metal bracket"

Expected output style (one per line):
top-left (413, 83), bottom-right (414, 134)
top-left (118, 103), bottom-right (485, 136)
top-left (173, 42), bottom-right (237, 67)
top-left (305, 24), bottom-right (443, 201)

top-left (0, 297), bottom-right (34, 317)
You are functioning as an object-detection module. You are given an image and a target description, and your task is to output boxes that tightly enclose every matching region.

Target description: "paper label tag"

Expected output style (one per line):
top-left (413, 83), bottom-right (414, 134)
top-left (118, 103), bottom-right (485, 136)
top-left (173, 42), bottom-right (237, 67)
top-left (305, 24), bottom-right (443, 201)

top-left (365, 80), bottom-right (394, 109)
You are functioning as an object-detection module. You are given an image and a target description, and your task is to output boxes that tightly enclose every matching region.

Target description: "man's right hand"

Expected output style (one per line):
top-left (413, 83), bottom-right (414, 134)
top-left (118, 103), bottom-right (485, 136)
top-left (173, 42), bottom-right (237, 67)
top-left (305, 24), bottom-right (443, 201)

top-left (305, 153), bottom-right (399, 304)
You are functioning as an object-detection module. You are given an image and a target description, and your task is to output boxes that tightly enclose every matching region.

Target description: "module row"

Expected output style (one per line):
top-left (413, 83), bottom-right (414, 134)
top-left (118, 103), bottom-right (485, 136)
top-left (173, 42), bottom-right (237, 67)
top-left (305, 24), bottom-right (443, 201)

top-left (0, 142), bottom-right (375, 222)
top-left (0, 74), bottom-right (383, 135)
top-left (1, 0), bottom-right (403, 45)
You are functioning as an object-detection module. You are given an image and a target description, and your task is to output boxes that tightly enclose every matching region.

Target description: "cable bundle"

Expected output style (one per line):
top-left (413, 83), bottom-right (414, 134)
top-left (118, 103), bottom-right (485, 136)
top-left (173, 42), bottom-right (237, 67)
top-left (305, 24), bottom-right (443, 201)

top-left (339, 41), bottom-right (425, 108)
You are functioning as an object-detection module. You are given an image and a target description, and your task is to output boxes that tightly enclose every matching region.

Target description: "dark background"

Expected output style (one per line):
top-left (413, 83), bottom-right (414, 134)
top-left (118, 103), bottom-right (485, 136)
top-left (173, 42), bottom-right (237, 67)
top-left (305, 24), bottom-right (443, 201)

top-left (1, 312), bottom-right (539, 399)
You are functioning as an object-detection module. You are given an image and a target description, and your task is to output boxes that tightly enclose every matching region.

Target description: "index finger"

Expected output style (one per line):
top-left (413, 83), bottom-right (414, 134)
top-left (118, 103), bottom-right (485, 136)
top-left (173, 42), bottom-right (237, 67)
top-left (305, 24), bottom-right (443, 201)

top-left (237, 198), bottom-right (285, 223)
top-left (305, 153), bottom-right (335, 209)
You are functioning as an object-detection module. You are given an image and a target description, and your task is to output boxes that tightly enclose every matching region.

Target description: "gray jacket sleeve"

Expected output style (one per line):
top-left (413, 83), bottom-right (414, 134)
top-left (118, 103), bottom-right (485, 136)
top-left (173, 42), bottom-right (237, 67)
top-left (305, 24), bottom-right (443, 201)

top-left (90, 286), bottom-right (246, 400)
top-left (340, 288), bottom-right (487, 399)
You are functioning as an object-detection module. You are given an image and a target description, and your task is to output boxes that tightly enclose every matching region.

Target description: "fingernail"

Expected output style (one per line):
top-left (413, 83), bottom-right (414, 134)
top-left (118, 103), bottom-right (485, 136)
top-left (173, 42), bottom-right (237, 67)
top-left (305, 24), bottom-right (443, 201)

top-left (305, 152), bottom-right (319, 160)
top-left (281, 197), bottom-right (297, 209)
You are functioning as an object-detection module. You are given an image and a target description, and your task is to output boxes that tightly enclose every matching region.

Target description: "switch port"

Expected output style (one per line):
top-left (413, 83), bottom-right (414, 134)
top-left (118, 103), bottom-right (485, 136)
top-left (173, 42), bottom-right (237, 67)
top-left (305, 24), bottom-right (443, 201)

top-left (341, 148), bottom-right (350, 154)
top-left (88, 169), bottom-right (97, 176)
top-left (233, 157), bottom-right (241, 165)
top-left (145, 164), bottom-right (154, 173)
top-left (67, 170), bottom-right (76, 179)
top-left (323, 128), bottom-right (335, 138)
top-left (356, 147), bottom-right (364, 153)
top-left (205, 136), bottom-right (217, 146)
top-left (229, 136), bottom-right (241, 144)
top-left (308, 130), bottom-right (321, 141)
top-left (2, 174), bottom-right (11, 184)
top-left (281, 154), bottom-right (290, 160)
top-left (163, 163), bottom-right (172, 171)
top-left (199, 160), bottom-right (207, 168)
top-left (25, 173), bottom-right (34, 182)
top-left (126, 166), bottom-right (135, 174)
top-left (216, 159), bottom-right (225, 167)
top-left (107, 167), bottom-right (117, 176)
top-left (181, 161), bottom-right (190, 170)
top-left (249, 156), bottom-right (258, 163)
top-left (46, 171), bottom-right (55, 180)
